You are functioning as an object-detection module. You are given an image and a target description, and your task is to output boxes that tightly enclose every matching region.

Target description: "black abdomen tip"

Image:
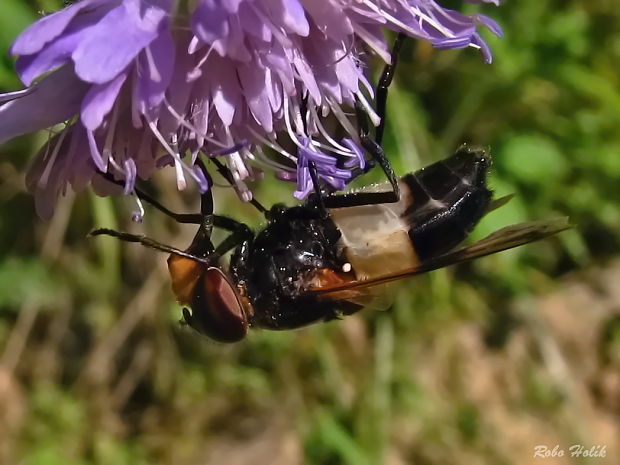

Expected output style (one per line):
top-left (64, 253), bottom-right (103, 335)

top-left (443, 145), bottom-right (491, 188)
top-left (402, 146), bottom-right (493, 260)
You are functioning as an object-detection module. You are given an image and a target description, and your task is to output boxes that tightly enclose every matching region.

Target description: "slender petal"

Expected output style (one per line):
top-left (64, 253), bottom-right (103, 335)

top-left (0, 66), bottom-right (88, 144)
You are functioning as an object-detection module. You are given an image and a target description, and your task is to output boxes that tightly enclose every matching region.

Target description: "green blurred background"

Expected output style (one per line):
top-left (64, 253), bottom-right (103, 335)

top-left (1, 1), bottom-right (619, 464)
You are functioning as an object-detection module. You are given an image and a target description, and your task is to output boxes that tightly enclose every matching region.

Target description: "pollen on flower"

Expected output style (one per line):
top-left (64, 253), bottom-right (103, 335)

top-left (0, 0), bottom-right (502, 219)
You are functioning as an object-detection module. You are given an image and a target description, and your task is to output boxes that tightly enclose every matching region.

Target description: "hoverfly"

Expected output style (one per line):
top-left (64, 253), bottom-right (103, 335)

top-left (92, 34), bottom-right (568, 342)
top-left (91, 146), bottom-right (569, 342)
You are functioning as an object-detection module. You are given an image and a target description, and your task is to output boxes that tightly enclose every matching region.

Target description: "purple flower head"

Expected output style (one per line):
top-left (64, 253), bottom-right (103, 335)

top-left (0, 0), bottom-right (502, 219)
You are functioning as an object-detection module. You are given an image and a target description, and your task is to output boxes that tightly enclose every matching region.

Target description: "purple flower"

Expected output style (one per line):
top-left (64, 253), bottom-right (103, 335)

top-left (0, 0), bottom-right (502, 219)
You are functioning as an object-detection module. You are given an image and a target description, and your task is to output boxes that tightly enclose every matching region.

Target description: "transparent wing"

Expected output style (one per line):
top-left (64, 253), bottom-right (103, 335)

top-left (311, 218), bottom-right (570, 297)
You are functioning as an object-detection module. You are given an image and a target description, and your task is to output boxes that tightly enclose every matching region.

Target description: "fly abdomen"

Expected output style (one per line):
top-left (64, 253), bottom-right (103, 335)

top-left (328, 146), bottom-right (493, 280)
top-left (403, 146), bottom-right (492, 260)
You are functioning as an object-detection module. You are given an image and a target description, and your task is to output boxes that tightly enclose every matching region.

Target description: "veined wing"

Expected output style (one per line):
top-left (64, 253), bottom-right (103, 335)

top-left (310, 218), bottom-right (571, 297)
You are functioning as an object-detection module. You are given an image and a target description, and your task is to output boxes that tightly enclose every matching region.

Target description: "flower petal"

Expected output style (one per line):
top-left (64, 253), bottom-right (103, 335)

top-left (264, 0), bottom-right (309, 37)
top-left (191, 0), bottom-right (230, 45)
top-left (72, 0), bottom-right (168, 83)
top-left (209, 57), bottom-right (241, 126)
top-left (0, 66), bottom-right (88, 144)
top-left (301, 0), bottom-right (354, 41)
top-left (10, 0), bottom-right (112, 55)
top-left (134, 23), bottom-right (176, 117)
top-left (81, 71), bottom-right (128, 130)
top-left (0, 88), bottom-right (34, 104)
top-left (16, 13), bottom-right (98, 86)
top-left (238, 62), bottom-right (273, 132)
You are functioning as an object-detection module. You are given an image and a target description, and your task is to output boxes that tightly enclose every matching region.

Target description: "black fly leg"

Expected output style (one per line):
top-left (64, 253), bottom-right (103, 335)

top-left (195, 160), bottom-right (256, 258)
top-left (93, 169), bottom-right (218, 260)
top-left (354, 98), bottom-right (400, 202)
top-left (89, 228), bottom-right (212, 264)
top-left (375, 33), bottom-right (405, 146)
top-left (91, 211), bottom-right (252, 263)
top-left (94, 164), bottom-right (249, 261)
top-left (97, 158), bottom-right (225, 224)
top-left (90, 201), bottom-right (218, 264)
top-left (210, 216), bottom-right (255, 260)
top-left (320, 36), bottom-right (406, 210)
top-left (322, 110), bottom-right (401, 209)
top-left (97, 170), bottom-right (204, 224)
top-left (307, 161), bottom-right (329, 218)
top-left (320, 103), bottom-right (401, 209)
top-left (349, 33), bottom-right (405, 201)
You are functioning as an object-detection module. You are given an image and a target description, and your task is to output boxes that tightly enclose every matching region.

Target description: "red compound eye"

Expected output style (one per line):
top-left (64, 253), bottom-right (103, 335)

top-left (190, 268), bottom-right (248, 343)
